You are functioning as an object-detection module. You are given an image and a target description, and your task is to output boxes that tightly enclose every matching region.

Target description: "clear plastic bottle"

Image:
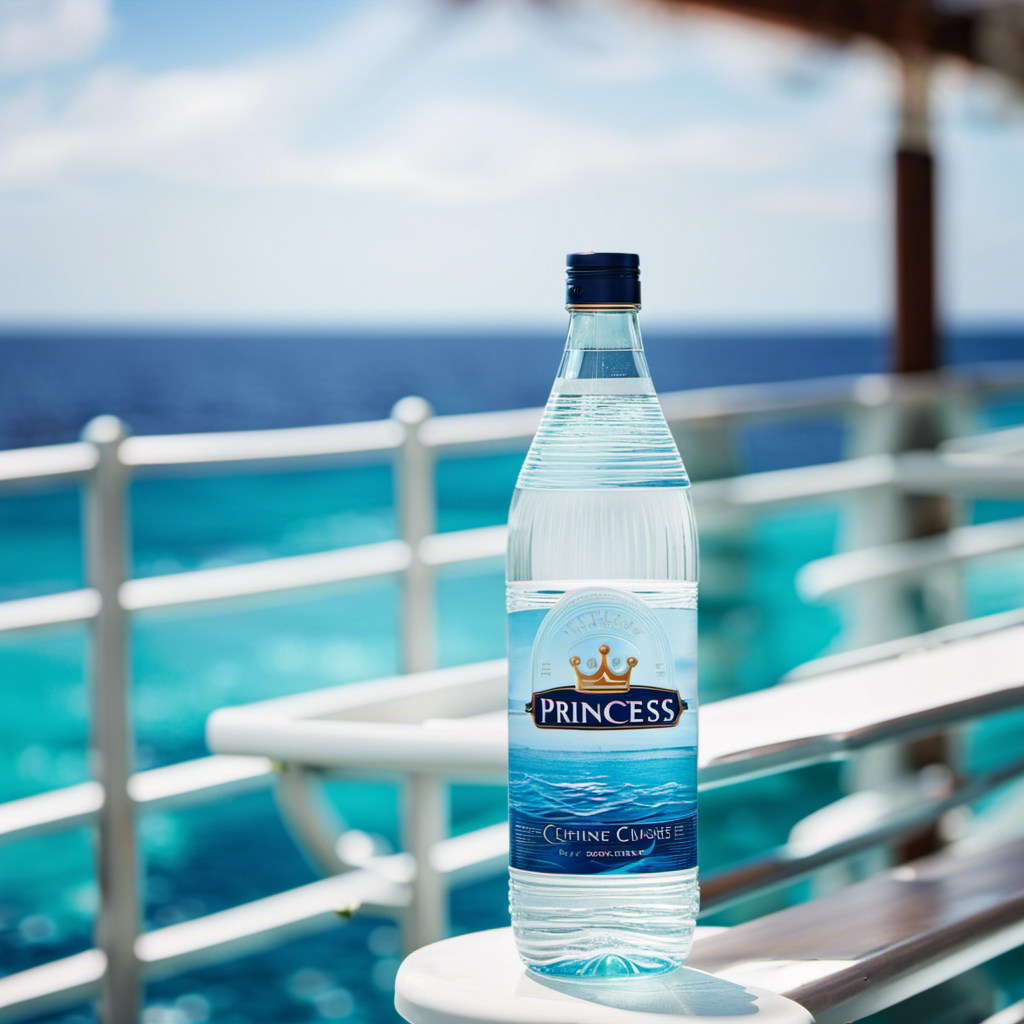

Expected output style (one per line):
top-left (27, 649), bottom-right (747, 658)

top-left (507, 253), bottom-right (698, 978)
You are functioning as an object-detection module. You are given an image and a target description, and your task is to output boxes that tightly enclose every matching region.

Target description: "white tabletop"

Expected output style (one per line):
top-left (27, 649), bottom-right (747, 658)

top-left (394, 928), bottom-right (814, 1024)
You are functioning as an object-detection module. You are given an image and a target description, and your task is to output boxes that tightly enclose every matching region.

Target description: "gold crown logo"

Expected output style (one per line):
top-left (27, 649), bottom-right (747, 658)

top-left (570, 644), bottom-right (637, 693)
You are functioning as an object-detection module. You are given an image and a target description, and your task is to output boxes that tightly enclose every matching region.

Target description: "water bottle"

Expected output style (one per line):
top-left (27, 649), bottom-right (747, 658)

top-left (507, 253), bottom-right (698, 978)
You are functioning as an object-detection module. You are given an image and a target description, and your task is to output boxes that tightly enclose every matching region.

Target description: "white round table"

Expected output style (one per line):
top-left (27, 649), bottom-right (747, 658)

top-left (394, 928), bottom-right (815, 1024)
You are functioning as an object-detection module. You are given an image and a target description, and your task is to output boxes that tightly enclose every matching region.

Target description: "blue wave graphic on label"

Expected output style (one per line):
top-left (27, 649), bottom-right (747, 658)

top-left (508, 587), bottom-right (697, 876)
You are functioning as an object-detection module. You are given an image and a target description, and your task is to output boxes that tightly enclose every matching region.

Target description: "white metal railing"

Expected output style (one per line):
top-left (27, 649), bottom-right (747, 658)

top-left (798, 514), bottom-right (1024, 602)
top-left (5, 613), bottom-right (1024, 1019)
top-left (0, 364), bottom-right (1023, 1022)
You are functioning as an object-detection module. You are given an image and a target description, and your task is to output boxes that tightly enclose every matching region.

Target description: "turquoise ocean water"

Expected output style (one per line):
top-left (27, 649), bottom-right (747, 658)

top-left (2, 326), bottom-right (1024, 1022)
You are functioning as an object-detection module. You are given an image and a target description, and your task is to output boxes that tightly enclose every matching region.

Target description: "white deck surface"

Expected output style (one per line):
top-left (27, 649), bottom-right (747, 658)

top-left (393, 927), bottom-right (814, 1024)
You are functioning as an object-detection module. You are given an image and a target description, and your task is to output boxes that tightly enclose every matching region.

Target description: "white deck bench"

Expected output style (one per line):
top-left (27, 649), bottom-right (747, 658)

top-left (207, 611), bottom-right (1024, 786)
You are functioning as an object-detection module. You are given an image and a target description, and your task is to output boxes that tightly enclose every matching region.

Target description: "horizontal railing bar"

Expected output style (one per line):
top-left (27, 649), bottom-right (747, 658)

top-left (121, 541), bottom-right (411, 614)
top-left (695, 622), bottom-right (1024, 782)
top-left (663, 363), bottom-right (1024, 425)
top-left (138, 868), bottom-right (408, 980)
top-left (211, 656), bottom-right (507, 733)
top-left (0, 817), bottom-right (505, 1019)
top-left (0, 442), bottom-right (96, 493)
top-left (661, 374), bottom-right (867, 425)
top-left (422, 365), bottom-right (1024, 455)
top-left (429, 822), bottom-right (508, 884)
top-left (0, 869), bottom-right (408, 1020)
top-left (979, 997), bottom-right (1024, 1024)
top-left (0, 527), bottom-right (499, 636)
top-left (955, 359), bottom-right (1024, 392)
top-left (120, 376), bottom-right (871, 468)
top-left (898, 451), bottom-right (1024, 498)
top-left (119, 419), bottom-right (404, 471)
top-left (0, 590), bottom-right (99, 636)
top-left (691, 454), bottom-right (897, 510)
top-left (420, 407), bottom-right (541, 453)
top-left (0, 950), bottom-right (106, 1021)
top-left (0, 755), bottom-right (273, 846)
top-left (798, 515), bottom-right (1024, 602)
top-left (784, 606), bottom-right (1024, 680)
top-left (943, 424), bottom-right (1024, 456)
top-left (701, 753), bottom-right (1024, 915)
top-left (417, 375), bottom-right (862, 455)
top-left (0, 782), bottom-right (103, 843)
top-left (0, 530), bottom-right (495, 639)
top-left (419, 525), bottom-right (506, 567)
top-left (0, 529), bottom-right (499, 636)
top-left (128, 754), bottom-right (273, 809)
top-left (1, 364), bottom-right (1018, 483)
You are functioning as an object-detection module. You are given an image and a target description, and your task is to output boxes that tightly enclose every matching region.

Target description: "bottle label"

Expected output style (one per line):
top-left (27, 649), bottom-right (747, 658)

top-left (508, 587), bottom-right (697, 876)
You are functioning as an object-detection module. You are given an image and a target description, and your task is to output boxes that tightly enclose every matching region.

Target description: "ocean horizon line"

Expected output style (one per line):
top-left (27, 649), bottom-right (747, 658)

top-left (2, 318), bottom-right (1022, 337)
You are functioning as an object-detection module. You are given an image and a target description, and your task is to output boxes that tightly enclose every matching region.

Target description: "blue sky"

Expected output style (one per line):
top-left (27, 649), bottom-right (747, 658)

top-left (0, 0), bottom-right (1022, 327)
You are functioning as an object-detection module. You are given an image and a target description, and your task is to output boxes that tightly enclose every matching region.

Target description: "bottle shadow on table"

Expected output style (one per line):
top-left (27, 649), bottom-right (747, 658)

top-left (518, 966), bottom-right (760, 1017)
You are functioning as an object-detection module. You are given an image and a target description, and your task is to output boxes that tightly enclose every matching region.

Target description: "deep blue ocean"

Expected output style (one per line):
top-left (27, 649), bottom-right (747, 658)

top-left (1, 322), bottom-right (1021, 451)
top-left (1, 325), bottom-right (1023, 1024)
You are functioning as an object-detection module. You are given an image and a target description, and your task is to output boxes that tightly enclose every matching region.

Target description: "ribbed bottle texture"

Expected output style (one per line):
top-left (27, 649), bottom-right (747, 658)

top-left (507, 293), bottom-right (699, 979)
top-left (518, 392), bottom-right (689, 490)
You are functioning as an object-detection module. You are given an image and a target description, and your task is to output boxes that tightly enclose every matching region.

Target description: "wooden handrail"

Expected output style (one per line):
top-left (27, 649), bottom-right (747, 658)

top-left (689, 836), bottom-right (1024, 1022)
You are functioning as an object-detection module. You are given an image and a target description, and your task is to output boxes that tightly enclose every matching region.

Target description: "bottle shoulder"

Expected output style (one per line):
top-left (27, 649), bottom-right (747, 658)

top-left (517, 389), bottom-right (689, 491)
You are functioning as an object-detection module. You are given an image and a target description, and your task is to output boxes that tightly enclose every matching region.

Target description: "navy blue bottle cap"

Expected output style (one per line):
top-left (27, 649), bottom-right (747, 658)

top-left (566, 252), bottom-right (640, 307)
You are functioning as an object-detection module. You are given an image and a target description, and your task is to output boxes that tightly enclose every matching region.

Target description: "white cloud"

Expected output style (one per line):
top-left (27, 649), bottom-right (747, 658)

top-left (0, 0), bottom-right (111, 75)
top-left (0, 75), bottom-right (805, 201)
top-left (0, 3), bottom-right (419, 187)
top-left (0, 2), bottom-right (811, 201)
top-left (1, 0), bottom-right (1018, 326)
top-left (0, 66), bottom-right (268, 185)
top-left (262, 98), bottom-right (806, 203)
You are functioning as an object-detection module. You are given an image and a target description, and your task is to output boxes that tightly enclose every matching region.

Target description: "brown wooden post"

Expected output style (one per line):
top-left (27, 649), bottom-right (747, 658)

top-left (894, 25), bottom-right (939, 375)
top-left (892, 6), bottom-right (961, 863)
top-left (895, 147), bottom-right (937, 373)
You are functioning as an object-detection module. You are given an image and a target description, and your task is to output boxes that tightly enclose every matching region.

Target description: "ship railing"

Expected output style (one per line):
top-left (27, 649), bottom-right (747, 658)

top-left (0, 362), bottom-right (1022, 1021)
top-left (3, 611), bottom-right (1024, 1020)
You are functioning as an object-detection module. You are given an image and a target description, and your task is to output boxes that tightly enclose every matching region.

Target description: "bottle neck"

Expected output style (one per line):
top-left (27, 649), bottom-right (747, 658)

top-left (557, 307), bottom-right (651, 383)
top-left (565, 308), bottom-right (642, 349)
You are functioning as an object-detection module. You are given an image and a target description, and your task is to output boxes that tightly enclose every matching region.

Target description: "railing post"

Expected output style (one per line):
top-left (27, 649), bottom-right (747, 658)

top-left (841, 396), bottom-right (917, 648)
top-left (82, 416), bottom-right (139, 1024)
top-left (392, 398), bottom-right (436, 674)
top-left (391, 399), bottom-right (446, 952)
top-left (401, 772), bottom-right (448, 953)
top-left (841, 376), bottom-right (963, 874)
